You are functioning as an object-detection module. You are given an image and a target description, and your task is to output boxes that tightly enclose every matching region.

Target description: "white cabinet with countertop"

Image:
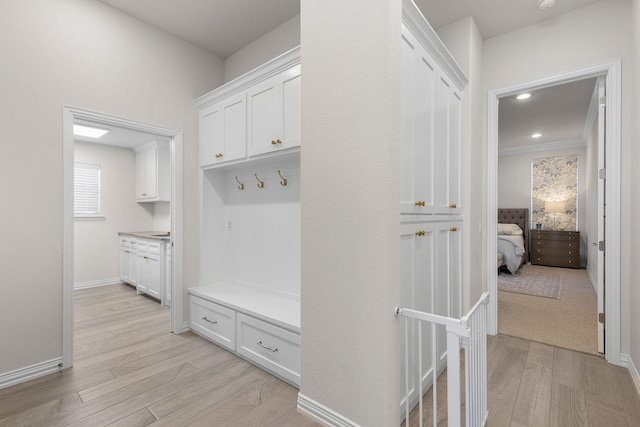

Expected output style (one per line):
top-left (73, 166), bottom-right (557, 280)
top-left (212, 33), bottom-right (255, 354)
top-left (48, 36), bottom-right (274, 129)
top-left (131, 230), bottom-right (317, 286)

top-left (118, 232), bottom-right (170, 306)
top-left (134, 140), bottom-right (170, 202)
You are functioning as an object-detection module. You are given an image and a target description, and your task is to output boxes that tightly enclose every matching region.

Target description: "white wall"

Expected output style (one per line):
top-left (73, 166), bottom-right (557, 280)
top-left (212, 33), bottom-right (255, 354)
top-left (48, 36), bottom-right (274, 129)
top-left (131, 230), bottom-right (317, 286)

top-left (483, 0), bottom-right (632, 355)
top-left (435, 17), bottom-right (484, 310)
top-left (498, 146), bottom-right (588, 266)
top-left (74, 142), bottom-right (166, 286)
top-left (0, 0), bottom-right (223, 376)
top-left (300, 1), bottom-right (401, 424)
top-left (224, 14), bottom-right (300, 82)
top-left (630, 0), bottom-right (640, 381)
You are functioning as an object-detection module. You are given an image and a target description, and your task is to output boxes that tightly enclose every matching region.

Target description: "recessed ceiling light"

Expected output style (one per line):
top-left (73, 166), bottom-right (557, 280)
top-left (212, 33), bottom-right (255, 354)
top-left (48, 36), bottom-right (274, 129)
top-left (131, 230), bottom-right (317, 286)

top-left (532, 133), bottom-right (542, 138)
top-left (517, 93), bottom-right (531, 100)
top-left (73, 124), bottom-right (109, 139)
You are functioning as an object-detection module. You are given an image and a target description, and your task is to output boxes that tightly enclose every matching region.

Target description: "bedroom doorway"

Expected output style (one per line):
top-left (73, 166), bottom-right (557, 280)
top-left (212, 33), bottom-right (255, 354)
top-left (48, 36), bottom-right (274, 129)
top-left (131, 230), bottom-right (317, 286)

top-left (487, 60), bottom-right (622, 364)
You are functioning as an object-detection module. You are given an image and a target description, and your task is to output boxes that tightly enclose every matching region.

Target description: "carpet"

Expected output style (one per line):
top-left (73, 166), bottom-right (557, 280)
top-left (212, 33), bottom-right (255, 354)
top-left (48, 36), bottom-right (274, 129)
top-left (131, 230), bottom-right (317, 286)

top-left (498, 264), bottom-right (562, 299)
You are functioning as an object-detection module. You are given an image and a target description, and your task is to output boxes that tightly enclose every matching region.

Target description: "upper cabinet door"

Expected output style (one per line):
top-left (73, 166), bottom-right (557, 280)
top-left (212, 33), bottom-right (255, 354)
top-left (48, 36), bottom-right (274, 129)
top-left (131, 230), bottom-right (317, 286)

top-left (401, 28), bottom-right (436, 215)
top-left (434, 75), bottom-right (462, 215)
top-left (247, 65), bottom-right (301, 157)
top-left (199, 92), bottom-right (247, 168)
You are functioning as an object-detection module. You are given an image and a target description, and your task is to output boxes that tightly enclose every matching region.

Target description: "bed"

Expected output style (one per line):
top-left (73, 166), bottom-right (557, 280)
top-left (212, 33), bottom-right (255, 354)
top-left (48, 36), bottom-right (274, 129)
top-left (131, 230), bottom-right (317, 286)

top-left (497, 208), bottom-right (529, 274)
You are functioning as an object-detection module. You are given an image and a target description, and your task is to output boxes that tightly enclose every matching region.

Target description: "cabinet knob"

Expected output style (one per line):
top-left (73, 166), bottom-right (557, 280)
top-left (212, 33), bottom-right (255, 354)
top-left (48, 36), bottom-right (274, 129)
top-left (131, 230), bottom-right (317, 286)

top-left (271, 140), bottom-right (277, 145)
top-left (276, 139), bottom-right (282, 144)
top-left (415, 230), bottom-right (425, 236)
top-left (415, 201), bottom-right (425, 206)
top-left (215, 153), bottom-right (224, 158)
top-left (449, 203), bottom-right (457, 209)
top-left (450, 227), bottom-right (458, 232)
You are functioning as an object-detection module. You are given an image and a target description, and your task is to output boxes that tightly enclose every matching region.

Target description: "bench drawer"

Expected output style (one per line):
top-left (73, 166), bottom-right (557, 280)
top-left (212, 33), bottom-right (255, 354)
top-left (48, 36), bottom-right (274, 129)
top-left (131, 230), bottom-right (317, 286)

top-left (236, 313), bottom-right (300, 386)
top-left (189, 296), bottom-right (236, 351)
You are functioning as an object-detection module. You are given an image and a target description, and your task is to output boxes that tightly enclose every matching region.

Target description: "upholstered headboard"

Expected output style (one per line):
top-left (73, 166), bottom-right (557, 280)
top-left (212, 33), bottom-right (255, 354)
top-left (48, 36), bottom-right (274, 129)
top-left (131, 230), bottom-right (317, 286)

top-left (498, 208), bottom-right (530, 263)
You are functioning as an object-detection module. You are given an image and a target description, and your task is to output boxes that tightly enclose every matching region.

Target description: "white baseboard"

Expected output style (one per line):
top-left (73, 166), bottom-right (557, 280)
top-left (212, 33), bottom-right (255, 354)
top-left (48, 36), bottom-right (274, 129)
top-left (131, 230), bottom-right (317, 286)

top-left (621, 353), bottom-right (640, 399)
top-left (0, 357), bottom-right (63, 390)
top-left (297, 393), bottom-right (360, 427)
top-left (182, 321), bottom-right (190, 332)
top-left (74, 278), bottom-right (122, 290)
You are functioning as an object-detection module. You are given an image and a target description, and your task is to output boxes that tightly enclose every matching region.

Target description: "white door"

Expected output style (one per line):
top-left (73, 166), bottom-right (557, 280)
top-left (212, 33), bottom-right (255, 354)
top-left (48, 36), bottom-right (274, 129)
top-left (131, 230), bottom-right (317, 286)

top-left (596, 77), bottom-right (606, 354)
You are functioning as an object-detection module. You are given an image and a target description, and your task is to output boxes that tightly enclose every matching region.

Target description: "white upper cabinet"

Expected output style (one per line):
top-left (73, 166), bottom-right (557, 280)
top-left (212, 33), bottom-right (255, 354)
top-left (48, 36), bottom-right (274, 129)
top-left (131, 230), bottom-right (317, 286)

top-left (199, 92), bottom-right (247, 167)
top-left (400, 21), bottom-right (465, 216)
top-left (197, 47), bottom-right (301, 169)
top-left (247, 64), bottom-right (301, 157)
top-left (135, 140), bottom-right (170, 202)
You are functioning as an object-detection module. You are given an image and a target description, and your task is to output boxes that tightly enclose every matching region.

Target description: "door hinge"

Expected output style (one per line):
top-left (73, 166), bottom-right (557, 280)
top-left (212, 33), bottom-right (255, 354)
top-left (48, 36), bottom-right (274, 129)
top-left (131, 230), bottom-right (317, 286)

top-left (599, 96), bottom-right (607, 107)
top-left (599, 168), bottom-right (606, 180)
top-left (598, 240), bottom-right (605, 252)
top-left (599, 312), bottom-right (605, 325)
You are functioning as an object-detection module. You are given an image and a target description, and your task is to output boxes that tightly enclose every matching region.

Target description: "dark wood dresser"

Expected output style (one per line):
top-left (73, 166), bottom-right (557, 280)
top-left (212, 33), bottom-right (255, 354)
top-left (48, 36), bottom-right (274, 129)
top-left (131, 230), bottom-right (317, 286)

top-left (530, 230), bottom-right (580, 268)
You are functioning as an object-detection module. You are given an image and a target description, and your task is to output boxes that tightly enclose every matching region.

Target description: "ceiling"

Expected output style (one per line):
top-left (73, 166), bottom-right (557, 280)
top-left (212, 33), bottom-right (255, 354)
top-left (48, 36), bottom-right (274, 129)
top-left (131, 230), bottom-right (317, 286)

top-left (498, 78), bottom-right (597, 150)
top-left (98, 0), bottom-right (300, 58)
top-left (74, 119), bottom-right (170, 149)
top-left (416, 0), bottom-right (601, 40)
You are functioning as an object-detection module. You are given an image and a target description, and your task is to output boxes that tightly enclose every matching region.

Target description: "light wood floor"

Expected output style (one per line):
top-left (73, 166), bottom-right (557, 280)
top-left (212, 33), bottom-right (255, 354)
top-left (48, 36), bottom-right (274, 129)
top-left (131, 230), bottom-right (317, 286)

top-left (1, 284), bottom-right (639, 426)
top-left (0, 284), bottom-right (319, 427)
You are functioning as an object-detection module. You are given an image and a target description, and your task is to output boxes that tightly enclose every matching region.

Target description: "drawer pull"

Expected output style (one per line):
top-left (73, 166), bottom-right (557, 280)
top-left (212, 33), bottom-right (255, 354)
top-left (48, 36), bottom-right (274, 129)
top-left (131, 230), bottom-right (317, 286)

top-left (276, 139), bottom-right (282, 144)
top-left (257, 341), bottom-right (278, 352)
top-left (450, 227), bottom-right (458, 232)
top-left (415, 201), bottom-right (425, 206)
top-left (449, 203), bottom-right (457, 209)
top-left (271, 140), bottom-right (277, 145)
top-left (415, 230), bottom-right (425, 236)
top-left (201, 316), bottom-right (218, 325)
top-left (144, 256), bottom-right (149, 260)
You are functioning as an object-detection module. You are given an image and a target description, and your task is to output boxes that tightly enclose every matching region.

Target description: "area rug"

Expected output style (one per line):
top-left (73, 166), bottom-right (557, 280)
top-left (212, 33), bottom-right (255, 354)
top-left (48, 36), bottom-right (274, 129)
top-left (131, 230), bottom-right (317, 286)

top-left (498, 264), bottom-right (562, 299)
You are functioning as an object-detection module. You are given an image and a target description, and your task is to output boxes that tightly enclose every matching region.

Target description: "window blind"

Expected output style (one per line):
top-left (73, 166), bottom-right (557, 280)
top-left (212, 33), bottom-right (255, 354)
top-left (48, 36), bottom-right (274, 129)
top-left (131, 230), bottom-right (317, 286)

top-left (74, 162), bottom-right (101, 217)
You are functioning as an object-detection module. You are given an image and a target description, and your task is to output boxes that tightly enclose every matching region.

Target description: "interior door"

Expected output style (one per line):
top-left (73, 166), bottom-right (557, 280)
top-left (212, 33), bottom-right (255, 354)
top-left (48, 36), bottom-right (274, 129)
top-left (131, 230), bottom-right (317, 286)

top-left (596, 76), bottom-right (606, 354)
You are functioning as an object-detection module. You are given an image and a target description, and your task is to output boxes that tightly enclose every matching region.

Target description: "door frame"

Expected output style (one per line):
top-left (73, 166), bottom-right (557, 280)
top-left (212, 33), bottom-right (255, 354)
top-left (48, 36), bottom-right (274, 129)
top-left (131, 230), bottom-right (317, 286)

top-left (62, 106), bottom-right (184, 368)
top-left (486, 59), bottom-right (621, 365)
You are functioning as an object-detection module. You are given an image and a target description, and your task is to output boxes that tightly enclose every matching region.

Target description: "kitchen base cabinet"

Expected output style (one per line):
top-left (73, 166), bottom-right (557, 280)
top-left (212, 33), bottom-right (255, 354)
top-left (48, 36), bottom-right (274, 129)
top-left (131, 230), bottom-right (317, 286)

top-left (118, 233), bottom-right (169, 305)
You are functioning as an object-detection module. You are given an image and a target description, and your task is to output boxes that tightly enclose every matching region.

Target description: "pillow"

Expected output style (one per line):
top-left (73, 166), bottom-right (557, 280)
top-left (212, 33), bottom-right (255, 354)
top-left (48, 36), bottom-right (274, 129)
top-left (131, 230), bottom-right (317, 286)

top-left (498, 223), bottom-right (523, 236)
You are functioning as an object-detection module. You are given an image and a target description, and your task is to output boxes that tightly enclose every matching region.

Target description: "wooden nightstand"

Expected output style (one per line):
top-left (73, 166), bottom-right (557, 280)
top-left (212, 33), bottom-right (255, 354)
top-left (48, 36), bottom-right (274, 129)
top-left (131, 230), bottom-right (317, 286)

top-left (530, 230), bottom-right (580, 268)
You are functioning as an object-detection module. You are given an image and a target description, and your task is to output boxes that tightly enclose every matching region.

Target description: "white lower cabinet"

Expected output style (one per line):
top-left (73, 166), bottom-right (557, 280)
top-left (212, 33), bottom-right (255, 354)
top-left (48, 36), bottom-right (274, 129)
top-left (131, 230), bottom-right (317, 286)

top-left (189, 297), bottom-right (236, 351)
top-left (188, 292), bottom-right (300, 387)
top-left (236, 313), bottom-right (300, 386)
top-left (119, 235), bottom-right (167, 304)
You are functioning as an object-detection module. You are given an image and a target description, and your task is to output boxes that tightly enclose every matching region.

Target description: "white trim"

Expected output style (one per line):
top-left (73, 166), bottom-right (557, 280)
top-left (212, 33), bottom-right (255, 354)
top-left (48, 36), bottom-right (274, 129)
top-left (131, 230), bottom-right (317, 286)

top-left (401, 0), bottom-right (468, 92)
top-left (74, 278), bottom-right (122, 290)
top-left (486, 60), bottom-right (622, 366)
top-left (582, 79), bottom-right (600, 142)
top-left (0, 357), bottom-right (62, 390)
top-left (498, 138), bottom-right (585, 157)
top-left (297, 393), bottom-right (361, 427)
top-left (63, 106), bottom-right (185, 372)
top-left (182, 321), bottom-right (190, 331)
top-left (196, 46), bottom-right (300, 108)
top-left (73, 215), bottom-right (105, 221)
top-left (620, 354), bottom-right (640, 400)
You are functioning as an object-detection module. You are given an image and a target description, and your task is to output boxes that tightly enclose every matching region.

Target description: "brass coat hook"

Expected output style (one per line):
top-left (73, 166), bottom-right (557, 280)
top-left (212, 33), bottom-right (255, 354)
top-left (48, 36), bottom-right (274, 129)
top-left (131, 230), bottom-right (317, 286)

top-left (277, 170), bottom-right (287, 186)
top-left (235, 176), bottom-right (244, 190)
top-left (255, 173), bottom-right (265, 188)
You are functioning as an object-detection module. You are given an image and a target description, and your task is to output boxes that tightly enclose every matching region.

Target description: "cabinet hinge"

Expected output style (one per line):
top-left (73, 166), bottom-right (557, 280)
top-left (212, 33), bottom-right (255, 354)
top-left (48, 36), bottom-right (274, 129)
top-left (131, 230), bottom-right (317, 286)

top-left (599, 96), bottom-right (607, 107)
top-left (598, 312), bottom-right (605, 325)
top-left (599, 168), bottom-right (606, 180)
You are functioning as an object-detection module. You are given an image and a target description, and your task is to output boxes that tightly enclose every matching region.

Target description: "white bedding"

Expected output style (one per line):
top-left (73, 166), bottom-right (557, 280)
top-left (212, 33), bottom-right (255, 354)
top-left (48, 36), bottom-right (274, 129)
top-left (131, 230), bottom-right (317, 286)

top-left (497, 235), bottom-right (525, 274)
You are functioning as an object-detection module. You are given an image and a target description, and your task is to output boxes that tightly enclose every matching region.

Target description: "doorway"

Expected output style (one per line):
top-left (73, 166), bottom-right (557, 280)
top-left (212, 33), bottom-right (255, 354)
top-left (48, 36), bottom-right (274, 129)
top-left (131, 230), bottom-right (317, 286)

top-left (62, 107), bottom-right (184, 368)
top-left (486, 60), bottom-right (622, 365)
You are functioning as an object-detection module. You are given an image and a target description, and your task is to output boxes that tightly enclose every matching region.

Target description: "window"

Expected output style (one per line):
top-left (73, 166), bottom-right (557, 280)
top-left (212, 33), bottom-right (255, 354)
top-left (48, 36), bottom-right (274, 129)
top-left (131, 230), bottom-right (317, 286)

top-left (74, 162), bottom-right (103, 219)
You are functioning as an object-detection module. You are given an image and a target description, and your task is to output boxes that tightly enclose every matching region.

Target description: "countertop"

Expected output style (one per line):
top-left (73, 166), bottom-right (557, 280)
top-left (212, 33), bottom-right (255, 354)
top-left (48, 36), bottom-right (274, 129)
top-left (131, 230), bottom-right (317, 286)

top-left (118, 231), bottom-right (170, 241)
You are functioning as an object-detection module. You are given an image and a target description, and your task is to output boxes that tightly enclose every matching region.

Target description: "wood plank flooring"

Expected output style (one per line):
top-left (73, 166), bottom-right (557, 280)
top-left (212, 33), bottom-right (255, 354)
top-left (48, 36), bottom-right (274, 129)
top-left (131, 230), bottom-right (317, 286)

top-left (0, 284), bottom-right (319, 427)
top-left (1, 284), bottom-right (639, 426)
